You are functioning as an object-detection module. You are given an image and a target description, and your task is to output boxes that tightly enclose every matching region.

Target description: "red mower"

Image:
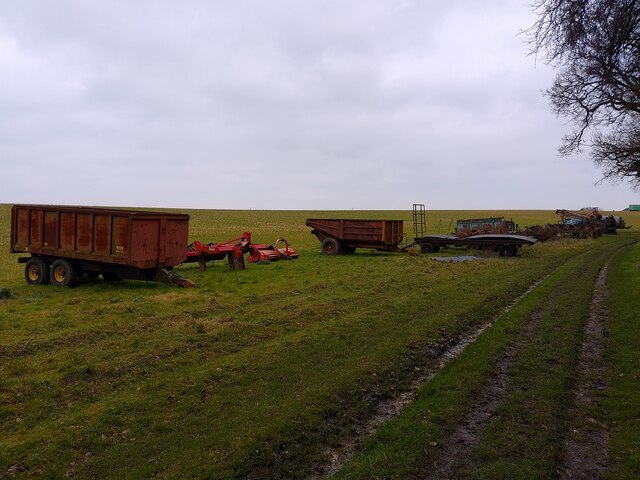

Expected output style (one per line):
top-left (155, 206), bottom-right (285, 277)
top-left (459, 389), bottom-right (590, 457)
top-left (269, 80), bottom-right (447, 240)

top-left (185, 232), bottom-right (298, 270)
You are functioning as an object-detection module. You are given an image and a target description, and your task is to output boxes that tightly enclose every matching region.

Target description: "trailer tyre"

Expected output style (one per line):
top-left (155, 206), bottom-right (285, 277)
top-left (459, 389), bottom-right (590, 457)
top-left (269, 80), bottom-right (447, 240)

top-left (498, 245), bottom-right (517, 257)
top-left (420, 243), bottom-right (434, 253)
top-left (25, 257), bottom-right (50, 285)
top-left (321, 238), bottom-right (341, 255)
top-left (50, 259), bottom-right (79, 287)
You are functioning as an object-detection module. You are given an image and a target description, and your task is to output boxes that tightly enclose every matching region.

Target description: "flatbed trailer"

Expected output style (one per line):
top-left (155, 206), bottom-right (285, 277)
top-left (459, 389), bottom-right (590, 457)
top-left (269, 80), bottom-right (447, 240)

top-left (411, 204), bottom-right (537, 257)
top-left (413, 233), bottom-right (537, 257)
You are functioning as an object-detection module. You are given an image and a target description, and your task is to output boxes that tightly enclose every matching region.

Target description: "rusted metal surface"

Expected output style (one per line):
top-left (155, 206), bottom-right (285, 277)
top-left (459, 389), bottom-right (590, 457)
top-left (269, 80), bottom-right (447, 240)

top-left (247, 238), bottom-right (299, 263)
top-left (521, 222), bottom-right (599, 241)
top-left (521, 208), bottom-right (627, 241)
top-left (185, 232), bottom-right (298, 270)
top-left (455, 217), bottom-right (518, 236)
top-left (556, 208), bottom-right (627, 235)
top-left (152, 268), bottom-right (196, 287)
top-left (306, 218), bottom-right (404, 253)
top-left (11, 204), bottom-right (189, 269)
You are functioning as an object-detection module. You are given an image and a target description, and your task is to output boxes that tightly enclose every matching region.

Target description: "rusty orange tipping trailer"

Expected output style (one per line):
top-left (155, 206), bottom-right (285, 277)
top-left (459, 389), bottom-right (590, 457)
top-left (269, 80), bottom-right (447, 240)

top-left (11, 204), bottom-right (194, 287)
top-left (305, 218), bottom-right (405, 255)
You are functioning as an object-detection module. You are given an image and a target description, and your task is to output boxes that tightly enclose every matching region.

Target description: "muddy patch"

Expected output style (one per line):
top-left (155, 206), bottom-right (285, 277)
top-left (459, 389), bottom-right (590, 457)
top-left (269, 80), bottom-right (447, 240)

top-left (559, 262), bottom-right (610, 479)
top-left (423, 307), bottom-right (544, 479)
top-left (306, 279), bottom-right (544, 479)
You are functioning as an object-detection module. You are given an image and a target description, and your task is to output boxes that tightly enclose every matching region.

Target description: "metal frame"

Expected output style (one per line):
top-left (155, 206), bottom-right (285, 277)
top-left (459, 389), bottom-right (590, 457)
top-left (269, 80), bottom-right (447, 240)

top-left (413, 203), bottom-right (426, 239)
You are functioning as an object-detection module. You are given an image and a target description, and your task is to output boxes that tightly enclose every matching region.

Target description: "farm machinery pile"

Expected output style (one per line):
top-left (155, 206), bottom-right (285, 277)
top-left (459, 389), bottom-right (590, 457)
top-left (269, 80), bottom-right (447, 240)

top-left (454, 217), bottom-right (519, 236)
top-left (306, 204), bottom-right (629, 259)
top-left (521, 208), bottom-right (627, 241)
top-left (306, 204), bottom-right (538, 257)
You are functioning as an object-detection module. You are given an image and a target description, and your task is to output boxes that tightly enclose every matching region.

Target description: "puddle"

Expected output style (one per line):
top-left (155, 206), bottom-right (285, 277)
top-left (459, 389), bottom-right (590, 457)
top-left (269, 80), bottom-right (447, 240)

top-left (431, 256), bottom-right (480, 263)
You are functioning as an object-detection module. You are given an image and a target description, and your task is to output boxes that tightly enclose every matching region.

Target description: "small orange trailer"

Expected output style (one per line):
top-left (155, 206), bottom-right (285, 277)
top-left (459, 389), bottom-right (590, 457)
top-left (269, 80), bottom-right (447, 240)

top-left (305, 218), bottom-right (405, 255)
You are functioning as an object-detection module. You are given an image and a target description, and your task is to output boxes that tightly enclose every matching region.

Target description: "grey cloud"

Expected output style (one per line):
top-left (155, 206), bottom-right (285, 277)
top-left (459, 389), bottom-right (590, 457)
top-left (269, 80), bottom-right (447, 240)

top-left (0, 0), bottom-right (637, 210)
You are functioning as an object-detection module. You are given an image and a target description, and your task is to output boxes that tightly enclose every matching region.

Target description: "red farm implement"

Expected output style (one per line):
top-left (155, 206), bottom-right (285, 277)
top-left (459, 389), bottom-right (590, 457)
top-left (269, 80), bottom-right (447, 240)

top-left (185, 232), bottom-right (298, 271)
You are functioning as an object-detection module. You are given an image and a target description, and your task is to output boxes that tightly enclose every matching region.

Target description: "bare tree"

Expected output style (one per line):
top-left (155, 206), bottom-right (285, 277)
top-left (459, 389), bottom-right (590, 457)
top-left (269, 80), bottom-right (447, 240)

top-left (528, 0), bottom-right (640, 187)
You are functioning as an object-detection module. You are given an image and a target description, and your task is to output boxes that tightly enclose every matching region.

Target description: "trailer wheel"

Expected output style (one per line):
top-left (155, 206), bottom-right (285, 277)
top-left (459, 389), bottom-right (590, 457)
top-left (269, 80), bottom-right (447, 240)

top-left (25, 257), bottom-right (50, 285)
top-left (321, 238), bottom-right (341, 255)
top-left (498, 245), bottom-right (516, 257)
top-left (50, 259), bottom-right (79, 287)
top-left (420, 243), bottom-right (434, 253)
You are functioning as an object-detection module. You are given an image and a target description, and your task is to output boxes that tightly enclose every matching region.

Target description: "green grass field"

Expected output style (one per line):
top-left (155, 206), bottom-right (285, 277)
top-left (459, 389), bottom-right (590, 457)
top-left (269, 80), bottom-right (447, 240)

top-left (1, 205), bottom-right (639, 479)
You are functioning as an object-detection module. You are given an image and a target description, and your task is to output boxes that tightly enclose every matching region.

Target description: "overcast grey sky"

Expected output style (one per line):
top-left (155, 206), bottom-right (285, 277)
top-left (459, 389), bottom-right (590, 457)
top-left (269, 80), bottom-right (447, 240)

top-left (1, 0), bottom-right (637, 210)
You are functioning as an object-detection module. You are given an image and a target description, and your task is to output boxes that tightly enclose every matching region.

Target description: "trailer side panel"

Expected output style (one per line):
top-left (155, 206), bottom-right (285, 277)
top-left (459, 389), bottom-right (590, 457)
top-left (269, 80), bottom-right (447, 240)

top-left (11, 205), bottom-right (189, 269)
top-left (305, 218), bottom-right (404, 250)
